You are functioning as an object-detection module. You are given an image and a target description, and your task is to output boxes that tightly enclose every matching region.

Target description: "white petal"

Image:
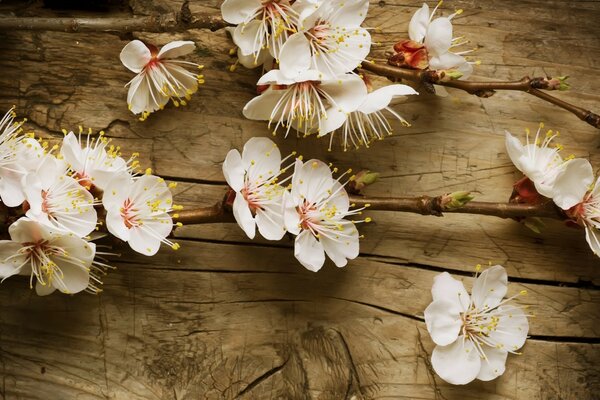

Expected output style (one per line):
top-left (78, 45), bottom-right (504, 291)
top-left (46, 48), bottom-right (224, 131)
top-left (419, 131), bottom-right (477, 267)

top-left (318, 109), bottom-right (348, 136)
top-left (242, 137), bottom-right (281, 181)
top-left (424, 17), bottom-right (453, 58)
top-left (294, 230), bottom-right (325, 272)
top-left (488, 305), bottom-right (529, 352)
top-left (9, 218), bottom-right (52, 243)
top-left (128, 218), bottom-right (171, 256)
top-left (551, 158), bottom-right (594, 210)
top-left (223, 149), bottom-right (245, 192)
top-left (585, 226), bottom-right (600, 257)
top-left (120, 40), bottom-right (151, 73)
top-left (0, 241), bottom-right (27, 279)
top-left (60, 132), bottom-right (84, 172)
top-left (431, 337), bottom-right (481, 385)
top-left (255, 205), bottom-right (286, 241)
top-left (505, 131), bottom-right (525, 172)
top-left (157, 40), bottom-right (195, 59)
top-left (221, 0), bottom-right (262, 24)
top-left (278, 33), bottom-right (312, 79)
top-left (312, 28), bottom-right (371, 77)
top-left (105, 208), bottom-right (130, 242)
top-left (22, 173), bottom-right (43, 215)
top-left (0, 165), bottom-right (27, 207)
top-left (243, 89), bottom-right (286, 121)
top-left (320, 74), bottom-right (368, 113)
top-left (471, 265), bottom-right (508, 310)
top-left (233, 193), bottom-right (256, 239)
top-left (320, 222), bottom-right (359, 268)
top-left (477, 347), bottom-right (508, 382)
top-left (292, 159), bottom-right (333, 204)
top-left (358, 84), bottom-right (418, 114)
top-left (283, 191), bottom-right (301, 235)
top-left (431, 271), bottom-right (470, 311)
top-left (424, 299), bottom-right (462, 346)
top-left (102, 173), bottom-right (132, 210)
top-left (329, 0), bottom-right (369, 26)
top-left (408, 3), bottom-right (430, 42)
top-left (429, 52), bottom-right (468, 71)
top-left (36, 281), bottom-right (57, 296)
top-left (233, 20), bottom-right (264, 56)
top-left (238, 47), bottom-right (272, 69)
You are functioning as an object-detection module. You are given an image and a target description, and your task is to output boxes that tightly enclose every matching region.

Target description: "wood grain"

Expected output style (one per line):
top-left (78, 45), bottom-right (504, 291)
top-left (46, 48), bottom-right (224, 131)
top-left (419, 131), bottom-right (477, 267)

top-left (0, 0), bottom-right (599, 399)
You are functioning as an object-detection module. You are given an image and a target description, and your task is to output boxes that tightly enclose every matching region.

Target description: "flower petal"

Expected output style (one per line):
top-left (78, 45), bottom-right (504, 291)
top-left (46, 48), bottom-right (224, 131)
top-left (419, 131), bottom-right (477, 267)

top-left (431, 271), bottom-right (470, 311)
top-left (242, 137), bottom-right (281, 181)
top-left (320, 74), bottom-right (368, 113)
top-left (36, 280), bottom-right (57, 296)
top-left (255, 204), bottom-right (286, 241)
top-left (0, 241), bottom-right (27, 279)
top-left (243, 88), bottom-right (286, 121)
top-left (294, 230), bottom-right (325, 272)
top-left (283, 190), bottom-right (301, 235)
top-left (471, 265), bottom-right (508, 311)
top-left (477, 346), bottom-right (508, 381)
top-left (585, 225), bottom-right (600, 257)
top-left (505, 131), bottom-right (525, 172)
top-left (551, 158), bottom-right (594, 210)
top-left (157, 40), bottom-right (196, 59)
top-left (279, 33), bottom-right (312, 79)
top-left (408, 3), bottom-right (430, 42)
top-left (424, 299), bottom-right (462, 346)
top-left (429, 52), bottom-right (468, 71)
top-left (431, 337), bottom-right (481, 385)
top-left (358, 84), bottom-right (418, 114)
top-left (233, 20), bottom-right (264, 56)
top-left (320, 222), bottom-right (359, 268)
top-left (221, 0), bottom-right (262, 24)
top-left (424, 17), bottom-right (453, 58)
top-left (488, 305), bottom-right (529, 352)
top-left (120, 40), bottom-right (151, 73)
top-left (233, 193), bottom-right (256, 239)
top-left (223, 149), bottom-right (245, 192)
top-left (329, 0), bottom-right (370, 26)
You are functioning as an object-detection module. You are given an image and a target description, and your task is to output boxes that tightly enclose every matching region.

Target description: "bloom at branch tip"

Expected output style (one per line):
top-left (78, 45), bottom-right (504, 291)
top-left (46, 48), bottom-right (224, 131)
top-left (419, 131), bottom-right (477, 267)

top-left (284, 158), bottom-right (367, 271)
top-left (102, 172), bottom-right (179, 256)
top-left (0, 107), bottom-right (44, 207)
top-left (61, 128), bottom-right (140, 190)
top-left (505, 127), bottom-right (594, 210)
top-left (564, 176), bottom-right (600, 258)
top-left (424, 265), bottom-right (529, 385)
top-left (0, 218), bottom-right (101, 296)
top-left (392, 2), bottom-right (475, 79)
top-left (327, 83), bottom-right (418, 151)
top-left (243, 68), bottom-right (368, 137)
top-left (120, 40), bottom-right (204, 120)
top-left (222, 137), bottom-right (290, 240)
top-left (23, 153), bottom-right (98, 238)
top-left (278, 0), bottom-right (371, 79)
top-left (222, 0), bottom-right (299, 64)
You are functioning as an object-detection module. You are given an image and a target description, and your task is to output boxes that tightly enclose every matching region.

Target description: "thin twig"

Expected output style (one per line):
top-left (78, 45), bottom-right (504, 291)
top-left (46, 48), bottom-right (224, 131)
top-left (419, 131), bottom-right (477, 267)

top-left (360, 62), bottom-right (600, 130)
top-left (173, 194), bottom-right (563, 226)
top-left (0, 14), bottom-right (228, 33)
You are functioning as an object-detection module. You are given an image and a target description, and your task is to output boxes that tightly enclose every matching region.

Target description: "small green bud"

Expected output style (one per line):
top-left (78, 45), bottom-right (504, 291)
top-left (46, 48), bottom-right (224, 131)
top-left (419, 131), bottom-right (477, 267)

top-left (443, 191), bottom-right (475, 209)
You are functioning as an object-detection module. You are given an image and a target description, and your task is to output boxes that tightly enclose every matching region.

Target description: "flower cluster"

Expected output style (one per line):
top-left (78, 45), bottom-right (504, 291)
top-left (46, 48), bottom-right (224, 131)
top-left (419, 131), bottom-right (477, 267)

top-left (424, 265), bottom-right (530, 384)
top-left (0, 108), bottom-right (180, 296)
top-left (223, 137), bottom-right (368, 271)
top-left (120, 40), bottom-right (205, 121)
top-left (505, 126), bottom-right (599, 258)
top-left (391, 2), bottom-right (476, 81)
top-left (222, 0), bottom-right (418, 150)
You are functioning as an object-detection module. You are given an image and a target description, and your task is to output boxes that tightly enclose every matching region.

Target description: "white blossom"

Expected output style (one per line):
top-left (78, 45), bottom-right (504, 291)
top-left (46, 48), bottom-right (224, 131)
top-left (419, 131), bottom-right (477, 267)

top-left (61, 129), bottom-right (139, 190)
top-left (23, 153), bottom-right (98, 238)
top-left (243, 68), bottom-right (368, 137)
top-left (102, 172), bottom-right (179, 256)
top-left (0, 218), bottom-right (101, 295)
top-left (424, 265), bottom-right (529, 385)
top-left (120, 40), bottom-right (204, 120)
top-left (284, 158), bottom-right (366, 271)
top-left (0, 108), bottom-right (44, 207)
top-left (327, 84), bottom-right (418, 151)
top-left (223, 137), bottom-right (290, 240)
top-left (278, 0), bottom-right (371, 79)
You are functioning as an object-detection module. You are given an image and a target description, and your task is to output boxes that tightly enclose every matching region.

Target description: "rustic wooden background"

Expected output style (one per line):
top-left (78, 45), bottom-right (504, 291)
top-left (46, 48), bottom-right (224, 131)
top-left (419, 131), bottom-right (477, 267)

top-left (0, 0), bottom-right (599, 399)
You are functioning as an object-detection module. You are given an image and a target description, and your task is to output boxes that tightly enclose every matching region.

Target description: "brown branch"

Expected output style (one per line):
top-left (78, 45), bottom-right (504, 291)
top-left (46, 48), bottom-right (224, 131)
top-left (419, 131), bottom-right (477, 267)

top-left (0, 14), bottom-right (228, 33)
top-left (173, 194), bottom-right (563, 226)
top-left (360, 62), bottom-right (600, 130)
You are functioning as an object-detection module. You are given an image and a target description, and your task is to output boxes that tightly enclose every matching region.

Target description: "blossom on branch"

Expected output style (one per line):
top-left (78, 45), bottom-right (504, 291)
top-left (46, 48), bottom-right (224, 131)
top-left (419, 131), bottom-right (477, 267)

top-left (243, 68), bottom-right (367, 137)
top-left (0, 218), bottom-right (101, 296)
top-left (391, 2), bottom-right (474, 79)
top-left (102, 172), bottom-right (180, 256)
top-left (284, 159), bottom-right (366, 271)
top-left (120, 40), bottom-right (204, 121)
top-left (223, 137), bottom-right (290, 240)
top-left (424, 265), bottom-right (529, 385)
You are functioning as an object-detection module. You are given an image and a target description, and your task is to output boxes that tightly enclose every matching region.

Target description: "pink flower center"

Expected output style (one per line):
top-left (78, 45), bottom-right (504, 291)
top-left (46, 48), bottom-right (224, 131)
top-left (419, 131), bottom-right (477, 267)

top-left (242, 187), bottom-right (262, 213)
top-left (298, 200), bottom-right (318, 230)
top-left (121, 198), bottom-right (139, 228)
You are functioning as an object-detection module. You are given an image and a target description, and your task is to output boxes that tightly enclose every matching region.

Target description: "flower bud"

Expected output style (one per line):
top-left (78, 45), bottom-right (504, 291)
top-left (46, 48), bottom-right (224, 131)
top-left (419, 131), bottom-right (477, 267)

top-left (389, 39), bottom-right (429, 70)
top-left (441, 191), bottom-right (474, 209)
top-left (346, 170), bottom-right (380, 194)
top-left (439, 69), bottom-right (464, 82)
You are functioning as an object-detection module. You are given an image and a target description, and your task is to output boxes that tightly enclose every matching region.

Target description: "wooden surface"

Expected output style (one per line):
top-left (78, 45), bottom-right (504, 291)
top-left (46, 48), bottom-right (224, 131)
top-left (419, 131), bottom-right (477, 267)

top-left (1, 1), bottom-right (599, 399)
